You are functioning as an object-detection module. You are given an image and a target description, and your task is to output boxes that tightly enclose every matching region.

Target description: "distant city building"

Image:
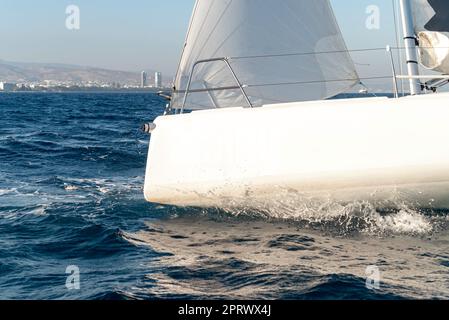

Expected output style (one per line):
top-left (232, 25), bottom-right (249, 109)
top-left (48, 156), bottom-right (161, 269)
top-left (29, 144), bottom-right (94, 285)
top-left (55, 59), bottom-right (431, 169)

top-left (0, 82), bottom-right (16, 91)
top-left (141, 71), bottom-right (147, 88)
top-left (155, 72), bottom-right (162, 88)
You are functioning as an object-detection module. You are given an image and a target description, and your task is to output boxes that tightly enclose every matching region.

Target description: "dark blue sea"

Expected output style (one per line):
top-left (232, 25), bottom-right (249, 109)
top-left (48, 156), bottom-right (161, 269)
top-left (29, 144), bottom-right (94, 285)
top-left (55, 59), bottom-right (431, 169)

top-left (0, 92), bottom-right (448, 300)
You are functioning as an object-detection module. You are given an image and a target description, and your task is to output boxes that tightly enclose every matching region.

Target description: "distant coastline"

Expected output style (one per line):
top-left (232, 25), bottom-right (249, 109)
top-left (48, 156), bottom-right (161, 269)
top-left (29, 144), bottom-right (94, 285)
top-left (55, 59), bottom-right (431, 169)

top-left (0, 87), bottom-right (170, 94)
top-left (0, 59), bottom-right (172, 92)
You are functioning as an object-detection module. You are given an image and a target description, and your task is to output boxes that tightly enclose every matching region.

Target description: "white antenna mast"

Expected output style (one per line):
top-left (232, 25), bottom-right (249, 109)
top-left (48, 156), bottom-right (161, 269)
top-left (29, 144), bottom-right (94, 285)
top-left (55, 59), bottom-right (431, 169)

top-left (398, 0), bottom-right (421, 95)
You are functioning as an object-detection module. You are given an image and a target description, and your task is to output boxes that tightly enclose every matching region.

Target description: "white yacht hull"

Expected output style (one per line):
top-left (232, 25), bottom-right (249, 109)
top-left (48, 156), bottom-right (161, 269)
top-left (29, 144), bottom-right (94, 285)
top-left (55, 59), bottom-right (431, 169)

top-left (144, 93), bottom-right (449, 210)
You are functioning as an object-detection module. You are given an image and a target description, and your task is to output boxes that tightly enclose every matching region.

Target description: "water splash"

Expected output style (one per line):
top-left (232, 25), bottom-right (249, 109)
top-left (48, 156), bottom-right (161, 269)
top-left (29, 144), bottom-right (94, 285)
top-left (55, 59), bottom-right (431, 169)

top-left (217, 198), bottom-right (436, 236)
top-left (369, 208), bottom-right (433, 235)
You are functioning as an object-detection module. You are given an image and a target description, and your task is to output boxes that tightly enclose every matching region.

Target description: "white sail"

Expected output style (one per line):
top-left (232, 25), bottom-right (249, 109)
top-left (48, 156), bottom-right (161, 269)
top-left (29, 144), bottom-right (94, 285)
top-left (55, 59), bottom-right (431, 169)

top-left (412, 0), bottom-right (449, 73)
top-left (171, 0), bottom-right (359, 110)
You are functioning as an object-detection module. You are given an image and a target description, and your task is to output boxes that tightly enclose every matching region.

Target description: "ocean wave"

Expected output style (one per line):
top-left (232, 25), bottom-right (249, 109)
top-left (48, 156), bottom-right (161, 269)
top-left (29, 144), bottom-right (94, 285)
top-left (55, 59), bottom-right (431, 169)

top-left (122, 215), bottom-right (449, 299)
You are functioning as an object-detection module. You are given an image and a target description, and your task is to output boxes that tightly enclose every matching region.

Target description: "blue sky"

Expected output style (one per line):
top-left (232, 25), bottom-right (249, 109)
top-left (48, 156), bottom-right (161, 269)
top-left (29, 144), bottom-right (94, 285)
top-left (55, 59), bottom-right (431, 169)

top-left (0, 0), bottom-right (401, 84)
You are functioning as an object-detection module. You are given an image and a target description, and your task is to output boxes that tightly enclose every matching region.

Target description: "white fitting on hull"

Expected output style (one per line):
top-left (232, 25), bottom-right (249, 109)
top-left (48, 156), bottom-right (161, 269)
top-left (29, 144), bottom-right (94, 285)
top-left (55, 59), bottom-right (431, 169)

top-left (144, 93), bottom-right (449, 210)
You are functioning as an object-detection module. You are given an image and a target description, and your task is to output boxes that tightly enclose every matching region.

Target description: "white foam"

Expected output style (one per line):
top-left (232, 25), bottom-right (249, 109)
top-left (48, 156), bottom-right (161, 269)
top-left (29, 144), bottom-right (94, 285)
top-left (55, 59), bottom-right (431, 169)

top-left (64, 185), bottom-right (79, 191)
top-left (97, 187), bottom-right (110, 194)
top-left (372, 209), bottom-right (433, 235)
top-left (30, 205), bottom-right (48, 216)
top-left (59, 176), bottom-right (144, 195)
top-left (222, 196), bottom-right (435, 235)
top-left (0, 188), bottom-right (17, 196)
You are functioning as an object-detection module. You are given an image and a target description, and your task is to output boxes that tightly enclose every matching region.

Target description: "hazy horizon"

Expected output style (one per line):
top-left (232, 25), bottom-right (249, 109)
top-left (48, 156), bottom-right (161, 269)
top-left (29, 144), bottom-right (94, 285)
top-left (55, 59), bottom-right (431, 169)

top-left (0, 57), bottom-right (159, 74)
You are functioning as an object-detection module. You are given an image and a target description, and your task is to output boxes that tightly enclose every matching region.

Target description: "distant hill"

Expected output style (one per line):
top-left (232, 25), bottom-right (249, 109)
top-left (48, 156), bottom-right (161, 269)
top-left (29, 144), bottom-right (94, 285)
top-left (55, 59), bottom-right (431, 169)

top-left (0, 59), bottom-right (158, 85)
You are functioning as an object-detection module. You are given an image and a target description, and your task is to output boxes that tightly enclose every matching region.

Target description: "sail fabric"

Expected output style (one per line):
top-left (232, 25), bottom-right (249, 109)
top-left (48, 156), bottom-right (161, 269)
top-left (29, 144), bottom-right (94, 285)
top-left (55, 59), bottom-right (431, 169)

top-left (412, 0), bottom-right (449, 73)
top-left (171, 0), bottom-right (359, 110)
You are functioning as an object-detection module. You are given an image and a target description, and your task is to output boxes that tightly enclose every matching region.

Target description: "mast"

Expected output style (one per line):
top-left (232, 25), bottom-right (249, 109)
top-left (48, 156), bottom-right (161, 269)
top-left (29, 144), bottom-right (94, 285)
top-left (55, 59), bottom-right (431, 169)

top-left (398, 0), bottom-right (421, 95)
